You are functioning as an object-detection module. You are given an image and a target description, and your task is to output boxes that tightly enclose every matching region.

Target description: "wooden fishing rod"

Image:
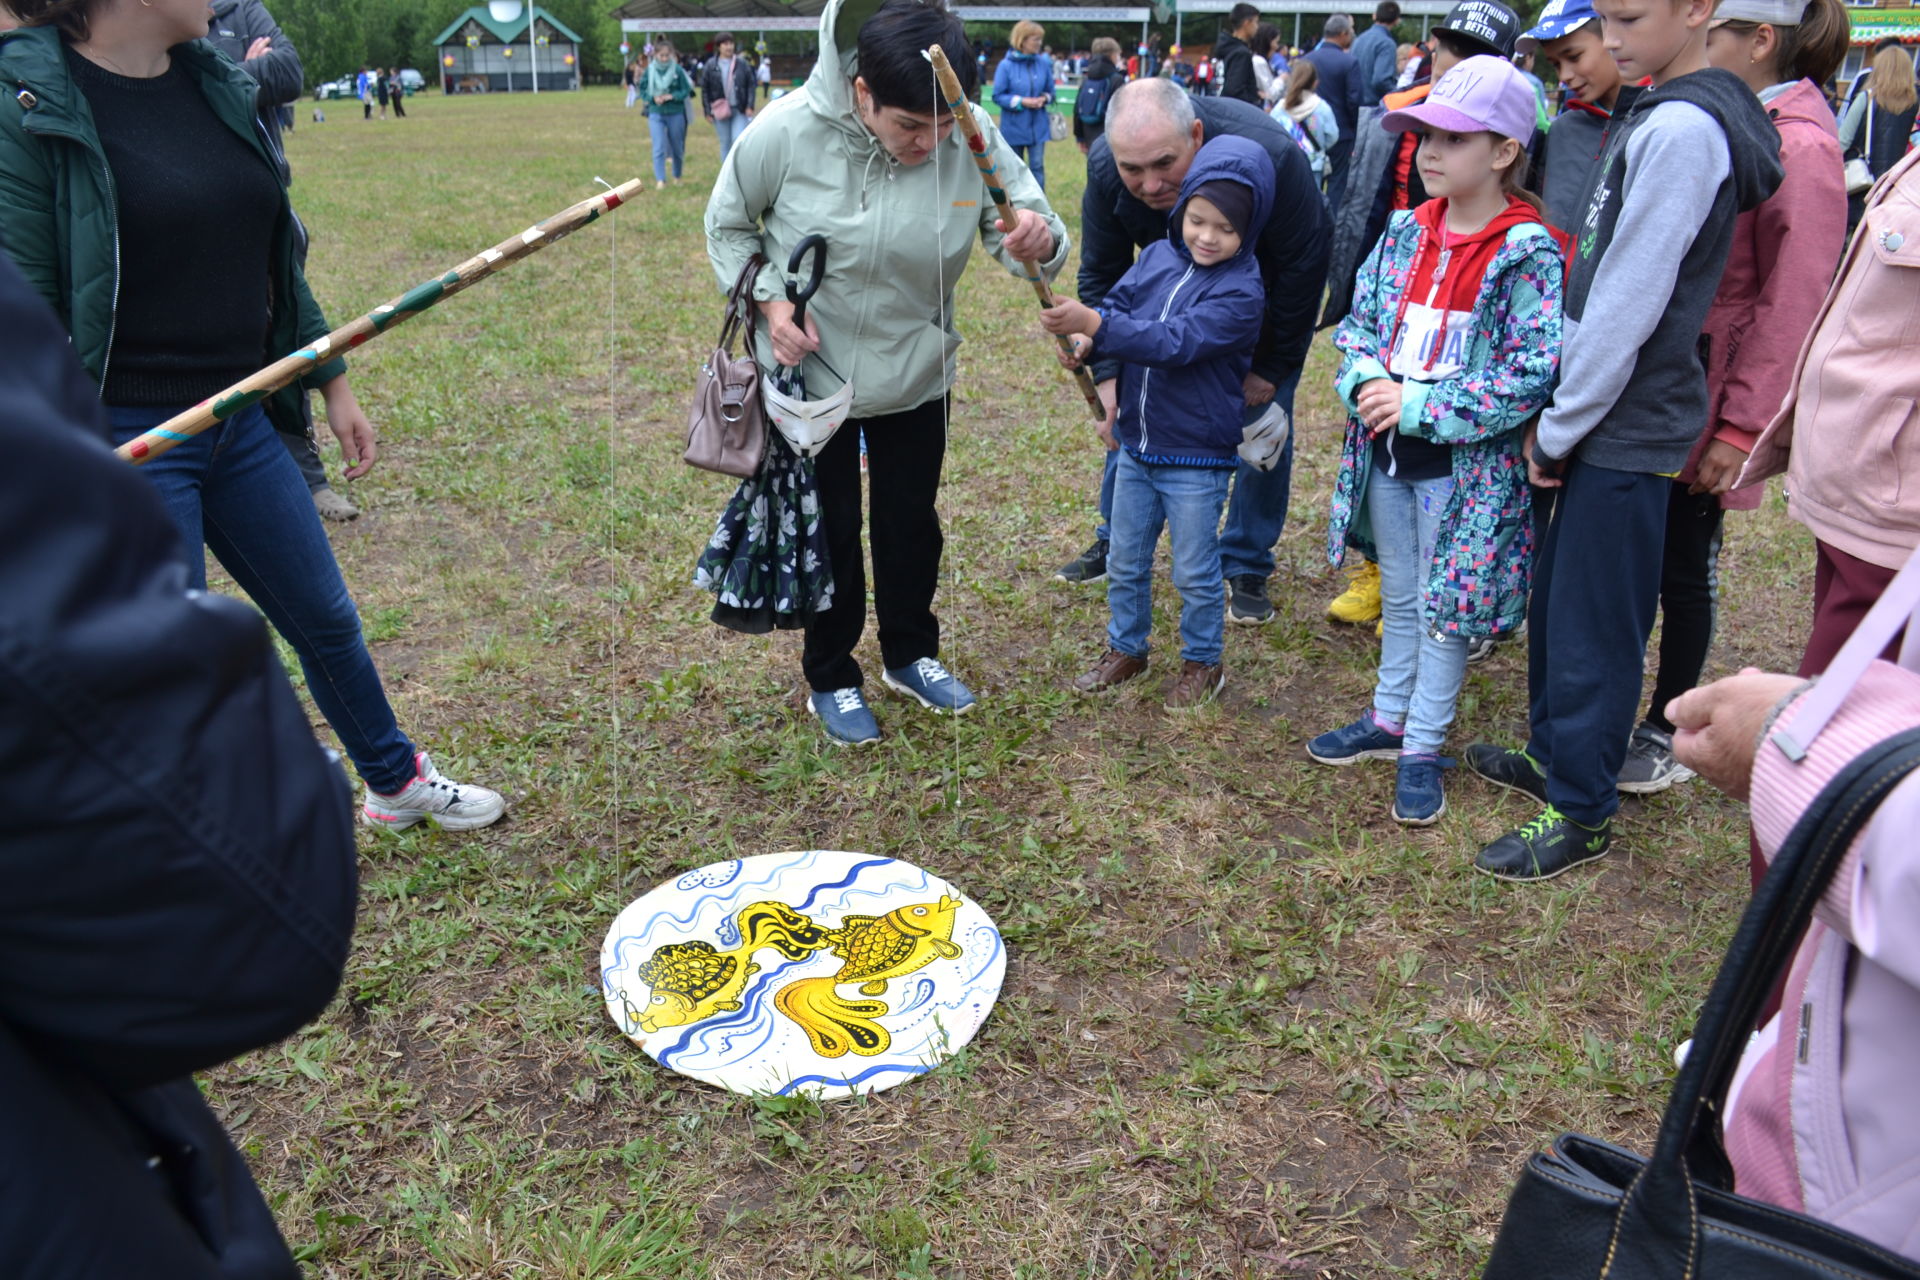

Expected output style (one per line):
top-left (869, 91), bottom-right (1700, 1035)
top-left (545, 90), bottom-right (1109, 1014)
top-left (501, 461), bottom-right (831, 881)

top-left (117, 178), bottom-right (645, 465)
top-left (926, 45), bottom-right (1105, 422)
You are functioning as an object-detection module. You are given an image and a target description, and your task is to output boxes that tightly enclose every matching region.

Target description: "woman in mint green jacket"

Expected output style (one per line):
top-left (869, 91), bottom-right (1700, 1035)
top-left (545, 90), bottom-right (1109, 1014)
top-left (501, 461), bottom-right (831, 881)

top-left (703, 0), bottom-right (1069, 746)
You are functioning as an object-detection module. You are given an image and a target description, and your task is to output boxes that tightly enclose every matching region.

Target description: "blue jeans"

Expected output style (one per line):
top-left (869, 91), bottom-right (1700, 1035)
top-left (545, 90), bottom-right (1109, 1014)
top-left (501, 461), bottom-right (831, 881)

top-left (1368, 469), bottom-right (1469, 756)
top-left (1011, 140), bottom-right (1046, 189)
top-left (1096, 370), bottom-right (1299, 582)
top-left (1106, 451), bottom-right (1233, 666)
top-left (711, 111), bottom-right (748, 163)
top-left (649, 111), bottom-right (687, 181)
top-left (107, 404), bottom-right (417, 794)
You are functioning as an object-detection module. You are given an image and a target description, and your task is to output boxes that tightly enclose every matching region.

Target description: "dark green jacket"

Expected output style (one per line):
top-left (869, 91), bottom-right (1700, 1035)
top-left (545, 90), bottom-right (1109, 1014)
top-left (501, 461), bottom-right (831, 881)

top-left (0, 26), bottom-right (346, 435)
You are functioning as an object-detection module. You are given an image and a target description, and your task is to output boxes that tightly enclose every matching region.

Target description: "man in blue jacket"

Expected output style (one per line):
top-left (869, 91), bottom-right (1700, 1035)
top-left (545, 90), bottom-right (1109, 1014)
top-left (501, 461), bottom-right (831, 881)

top-left (1301, 15), bottom-right (1363, 208)
top-left (1350, 1), bottom-right (1403, 105)
top-left (0, 245), bottom-right (358, 1280)
top-left (1054, 79), bottom-right (1331, 626)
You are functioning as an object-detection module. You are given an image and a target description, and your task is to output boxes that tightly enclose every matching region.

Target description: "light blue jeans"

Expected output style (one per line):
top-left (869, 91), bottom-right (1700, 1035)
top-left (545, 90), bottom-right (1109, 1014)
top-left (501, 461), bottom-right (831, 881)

top-left (1369, 468), bottom-right (1469, 756)
top-left (1107, 451), bottom-right (1233, 666)
top-left (712, 111), bottom-right (748, 163)
top-left (648, 110), bottom-right (687, 182)
top-left (1096, 370), bottom-right (1300, 582)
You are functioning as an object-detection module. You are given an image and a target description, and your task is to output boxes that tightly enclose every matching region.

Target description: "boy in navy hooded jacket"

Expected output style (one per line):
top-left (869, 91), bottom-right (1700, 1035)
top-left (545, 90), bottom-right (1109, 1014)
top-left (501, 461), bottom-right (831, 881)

top-left (1043, 135), bottom-right (1275, 710)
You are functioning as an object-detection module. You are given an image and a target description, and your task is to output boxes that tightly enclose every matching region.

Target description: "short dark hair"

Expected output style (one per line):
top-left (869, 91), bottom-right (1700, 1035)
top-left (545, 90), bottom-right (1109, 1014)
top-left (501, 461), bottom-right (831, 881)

top-left (1229, 3), bottom-right (1261, 28)
top-left (1434, 28), bottom-right (1496, 60)
top-left (4, 0), bottom-right (96, 41)
top-left (858, 0), bottom-right (977, 111)
top-left (714, 31), bottom-right (736, 46)
top-left (1375, 1), bottom-right (1403, 23)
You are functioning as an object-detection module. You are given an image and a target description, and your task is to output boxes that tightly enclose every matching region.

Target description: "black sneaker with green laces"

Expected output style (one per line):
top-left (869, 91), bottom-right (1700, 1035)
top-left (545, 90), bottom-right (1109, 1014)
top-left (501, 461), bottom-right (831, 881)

top-left (1463, 743), bottom-right (1549, 805)
top-left (1473, 806), bottom-right (1612, 882)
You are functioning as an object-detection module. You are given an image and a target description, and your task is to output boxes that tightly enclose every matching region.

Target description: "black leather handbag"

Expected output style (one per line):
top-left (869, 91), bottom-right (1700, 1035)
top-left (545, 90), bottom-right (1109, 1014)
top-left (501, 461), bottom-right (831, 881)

top-left (1484, 726), bottom-right (1920, 1280)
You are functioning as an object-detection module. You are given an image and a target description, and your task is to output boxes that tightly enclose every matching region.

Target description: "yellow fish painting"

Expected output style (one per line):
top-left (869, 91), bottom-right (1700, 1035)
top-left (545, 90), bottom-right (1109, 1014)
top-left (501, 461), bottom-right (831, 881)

top-left (629, 895), bottom-right (963, 1059)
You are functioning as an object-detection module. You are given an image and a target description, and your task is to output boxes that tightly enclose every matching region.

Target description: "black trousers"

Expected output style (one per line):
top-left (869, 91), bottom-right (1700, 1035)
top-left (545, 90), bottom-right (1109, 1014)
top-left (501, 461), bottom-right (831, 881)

top-left (802, 397), bottom-right (946, 693)
top-left (1524, 460), bottom-right (1669, 826)
top-left (1644, 481), bottom-right (1726, 733)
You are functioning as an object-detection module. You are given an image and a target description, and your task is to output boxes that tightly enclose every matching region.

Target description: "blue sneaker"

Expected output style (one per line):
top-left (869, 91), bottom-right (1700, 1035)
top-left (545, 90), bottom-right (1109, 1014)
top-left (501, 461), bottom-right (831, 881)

top-left (881, 657), bottom-right (978, 715)
top-left (1306, 713), bottom-right (1404, 765)
top-left (1392, 753), bottom-right (1447, 826)
top-left (809, 687), bottom-right (881, 746)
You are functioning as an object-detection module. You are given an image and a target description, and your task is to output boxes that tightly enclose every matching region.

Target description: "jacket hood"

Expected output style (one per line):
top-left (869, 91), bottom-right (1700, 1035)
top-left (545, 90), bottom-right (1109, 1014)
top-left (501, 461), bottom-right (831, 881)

top-left (1630, 67), bottom-right (1783, 213)
top-left (811, 0), bottom-right (881, 137)
top-left (1767, 77), bottom-right (1839, 138)
top-left (1085, 57), bottom-right (1118, 80)
top-left (1005, 49), bottom-right (1044, 63)
top-left (1169, 134), bottom-right (1275, 263)
top-left (1411, 195), bottom-right (1547, 315)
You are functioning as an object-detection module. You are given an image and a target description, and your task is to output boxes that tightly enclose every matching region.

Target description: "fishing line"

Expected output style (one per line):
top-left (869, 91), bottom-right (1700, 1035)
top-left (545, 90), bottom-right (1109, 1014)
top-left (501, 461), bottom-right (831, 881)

top-left (929, 54), bottom-right (961, 818)
top-left (594, 174), bottom-right (623, 886)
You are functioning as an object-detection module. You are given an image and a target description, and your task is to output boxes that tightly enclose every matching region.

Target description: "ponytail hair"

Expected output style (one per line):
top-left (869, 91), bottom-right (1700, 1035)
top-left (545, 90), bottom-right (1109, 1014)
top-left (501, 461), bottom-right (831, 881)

top-left (1717, 0), bottom-right (1849, 89)
top-left (1283, 56), bottom-right (1318, 111)
top-left (1498, 139), bottom-right (1547, 220)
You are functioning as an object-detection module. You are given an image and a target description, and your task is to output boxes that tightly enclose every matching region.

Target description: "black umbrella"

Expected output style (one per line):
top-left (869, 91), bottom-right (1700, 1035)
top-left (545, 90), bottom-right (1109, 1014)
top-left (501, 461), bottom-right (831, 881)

top-left (692, 236), bottom-right (840, 634)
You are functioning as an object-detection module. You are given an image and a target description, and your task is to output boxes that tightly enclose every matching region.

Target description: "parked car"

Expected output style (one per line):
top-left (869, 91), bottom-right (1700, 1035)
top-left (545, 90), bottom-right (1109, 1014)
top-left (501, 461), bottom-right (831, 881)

top-left (314, 76), bottom-right (355, 100)
top-left (397, 69), bottom-right (425, 95)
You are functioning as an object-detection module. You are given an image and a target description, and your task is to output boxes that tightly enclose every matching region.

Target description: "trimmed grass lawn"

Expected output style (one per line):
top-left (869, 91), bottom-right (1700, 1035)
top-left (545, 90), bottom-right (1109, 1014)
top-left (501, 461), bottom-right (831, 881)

top-left (212, 86), bottom-right (1814, 1278)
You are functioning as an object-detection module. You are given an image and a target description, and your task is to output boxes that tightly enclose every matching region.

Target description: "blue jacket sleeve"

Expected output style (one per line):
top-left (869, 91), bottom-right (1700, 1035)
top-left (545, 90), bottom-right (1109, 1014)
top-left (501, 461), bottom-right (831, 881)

top-left (992, 58), bottom-right (1022, 113)
top-left (1399, 242), bottom-right (1564, 444)
top-left (1094, 273), bottom-right (1266, 369)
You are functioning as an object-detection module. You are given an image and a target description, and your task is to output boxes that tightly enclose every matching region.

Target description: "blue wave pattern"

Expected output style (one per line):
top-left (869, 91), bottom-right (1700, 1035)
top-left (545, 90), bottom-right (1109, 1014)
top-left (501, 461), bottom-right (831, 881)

top-left (600, 851), bottom-right (1006, 1096)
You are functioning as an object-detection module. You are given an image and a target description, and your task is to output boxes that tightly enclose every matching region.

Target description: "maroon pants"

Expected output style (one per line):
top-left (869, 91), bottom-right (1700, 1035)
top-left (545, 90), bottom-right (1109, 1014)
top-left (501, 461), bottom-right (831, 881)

top-left (1749, 540), bottom-right (1903, 1023)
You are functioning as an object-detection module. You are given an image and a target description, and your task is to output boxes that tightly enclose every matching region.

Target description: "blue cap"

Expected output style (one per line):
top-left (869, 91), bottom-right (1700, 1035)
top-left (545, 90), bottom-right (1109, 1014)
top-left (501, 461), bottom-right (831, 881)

top-left (1520, 0), bottom-right (1598, 45)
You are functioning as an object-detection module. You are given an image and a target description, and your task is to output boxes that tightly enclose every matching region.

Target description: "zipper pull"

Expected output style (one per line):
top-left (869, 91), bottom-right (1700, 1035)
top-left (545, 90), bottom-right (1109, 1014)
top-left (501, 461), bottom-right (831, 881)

top-left (14, 87), bottom-right (38, 110)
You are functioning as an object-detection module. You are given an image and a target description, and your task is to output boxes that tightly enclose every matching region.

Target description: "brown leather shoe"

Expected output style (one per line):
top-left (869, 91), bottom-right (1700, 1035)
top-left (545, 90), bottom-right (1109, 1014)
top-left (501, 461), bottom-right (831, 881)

top-left (1164, 660), bottom-right (1225, 709)
top-left (1072, 649), bottom-right (1147, 693)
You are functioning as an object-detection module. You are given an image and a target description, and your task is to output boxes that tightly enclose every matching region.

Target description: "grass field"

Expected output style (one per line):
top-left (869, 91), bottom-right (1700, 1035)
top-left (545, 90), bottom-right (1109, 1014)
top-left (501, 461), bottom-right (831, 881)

top-left (215, 86), bottom-right (1817, 1279)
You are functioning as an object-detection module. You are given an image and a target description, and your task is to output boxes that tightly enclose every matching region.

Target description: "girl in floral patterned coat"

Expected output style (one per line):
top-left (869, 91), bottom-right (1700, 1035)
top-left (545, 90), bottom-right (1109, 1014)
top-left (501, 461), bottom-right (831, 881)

top-left (1307, 56), bottom-right (1564, 826)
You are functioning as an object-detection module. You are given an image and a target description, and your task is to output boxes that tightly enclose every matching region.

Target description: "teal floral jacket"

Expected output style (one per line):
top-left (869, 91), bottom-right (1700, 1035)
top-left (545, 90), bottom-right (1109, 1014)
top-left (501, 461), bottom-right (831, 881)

top-left (1328, 209), bottom-right (1565, 639)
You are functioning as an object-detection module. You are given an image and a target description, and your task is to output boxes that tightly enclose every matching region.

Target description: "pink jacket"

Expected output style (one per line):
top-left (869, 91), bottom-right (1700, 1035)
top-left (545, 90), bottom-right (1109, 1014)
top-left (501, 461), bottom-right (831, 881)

top-left (1742, 147), bottom-right (1920, 567)
top-left (1681, 79), bottom-right (1846, 512)
top-left (1725, 657), bottom-right (1920, 1258)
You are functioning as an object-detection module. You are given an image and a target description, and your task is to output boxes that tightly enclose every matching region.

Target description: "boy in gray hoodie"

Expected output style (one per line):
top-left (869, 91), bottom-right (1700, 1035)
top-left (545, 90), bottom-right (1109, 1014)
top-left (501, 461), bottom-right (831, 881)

top-left (1466, 0), bottom-right (1783, 881)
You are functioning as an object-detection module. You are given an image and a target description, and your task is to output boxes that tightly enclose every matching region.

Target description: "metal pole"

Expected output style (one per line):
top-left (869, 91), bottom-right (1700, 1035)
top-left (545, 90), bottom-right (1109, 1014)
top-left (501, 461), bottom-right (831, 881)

top-left (1293, 12), bottom-right (1300, 46)
top-left (530, 1), bottom-right (539, 94)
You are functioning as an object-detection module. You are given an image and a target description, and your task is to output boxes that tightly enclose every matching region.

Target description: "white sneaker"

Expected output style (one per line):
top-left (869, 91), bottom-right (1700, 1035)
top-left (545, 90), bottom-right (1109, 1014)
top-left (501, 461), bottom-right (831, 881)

top-left (363, 751), bottom-right (505, 831)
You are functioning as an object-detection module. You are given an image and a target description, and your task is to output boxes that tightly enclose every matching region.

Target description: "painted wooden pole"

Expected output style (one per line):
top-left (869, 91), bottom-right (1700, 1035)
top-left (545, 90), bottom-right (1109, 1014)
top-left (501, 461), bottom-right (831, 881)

top-left (116, 177), bottom-right (646, 466)
top-left (926, 46), bottom-right (1105, 422)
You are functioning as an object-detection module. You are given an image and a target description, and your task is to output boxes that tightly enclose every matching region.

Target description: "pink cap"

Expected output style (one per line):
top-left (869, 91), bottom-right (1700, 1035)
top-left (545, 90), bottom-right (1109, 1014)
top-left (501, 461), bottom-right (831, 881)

top-left (1379, 55), bottom-right (1538, 147)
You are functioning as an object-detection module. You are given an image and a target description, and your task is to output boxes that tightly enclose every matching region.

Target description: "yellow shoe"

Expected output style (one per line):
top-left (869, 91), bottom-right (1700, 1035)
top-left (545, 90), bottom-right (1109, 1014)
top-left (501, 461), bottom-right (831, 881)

top-left (1375, 616), bottom-right (1383, 639)
top-left (1329, 560), bottom-right (1382, 625)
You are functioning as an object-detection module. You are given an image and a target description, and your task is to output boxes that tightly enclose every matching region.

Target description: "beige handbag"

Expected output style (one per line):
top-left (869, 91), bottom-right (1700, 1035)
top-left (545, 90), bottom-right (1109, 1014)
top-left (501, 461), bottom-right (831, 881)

top-left (685, 253), bottom-right (767, 478)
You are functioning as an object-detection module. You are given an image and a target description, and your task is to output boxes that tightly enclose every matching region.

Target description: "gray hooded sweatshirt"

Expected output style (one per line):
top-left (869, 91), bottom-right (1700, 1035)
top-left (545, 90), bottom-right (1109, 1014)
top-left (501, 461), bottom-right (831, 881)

top-left (703, 0), bottom-right (1070, 419)
top-left (1536, 68), bottom-right (1783, 473)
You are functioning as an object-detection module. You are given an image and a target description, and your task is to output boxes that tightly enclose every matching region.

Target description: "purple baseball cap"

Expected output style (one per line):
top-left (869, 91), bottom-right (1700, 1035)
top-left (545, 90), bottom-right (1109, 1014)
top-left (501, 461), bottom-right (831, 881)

top-left (1379, 55), bottom-right (1539, 147)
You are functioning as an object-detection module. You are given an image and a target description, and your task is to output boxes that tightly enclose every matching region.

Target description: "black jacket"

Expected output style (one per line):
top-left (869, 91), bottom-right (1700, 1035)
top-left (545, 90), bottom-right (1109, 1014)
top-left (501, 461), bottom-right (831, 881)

top-left (1319, 93), bottom-right (1429, 328)
top-left (1080, 95), bottom-right (1331, 387)
top-left (203, 0), bottom-right (302, 184)
top-left (700, 54), bottom-right (756, 120)
top-left (0, 248), bottom-right (358, 1279)
top-left (1213, 33), bottom-right (1260, 106)
top-left (1073, 55), bottom-right (1118, 145)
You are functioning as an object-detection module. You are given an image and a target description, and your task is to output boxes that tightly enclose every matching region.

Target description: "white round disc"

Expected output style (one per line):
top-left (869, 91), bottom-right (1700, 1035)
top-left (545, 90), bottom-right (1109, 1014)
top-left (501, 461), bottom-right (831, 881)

top-left (599, 851), bottom-right (1006, 1100)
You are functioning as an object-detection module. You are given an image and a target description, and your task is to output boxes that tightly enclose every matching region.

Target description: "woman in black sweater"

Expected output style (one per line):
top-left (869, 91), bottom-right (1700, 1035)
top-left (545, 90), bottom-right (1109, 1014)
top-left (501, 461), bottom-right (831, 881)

top-left (0, 0), bottom-right (505, 833)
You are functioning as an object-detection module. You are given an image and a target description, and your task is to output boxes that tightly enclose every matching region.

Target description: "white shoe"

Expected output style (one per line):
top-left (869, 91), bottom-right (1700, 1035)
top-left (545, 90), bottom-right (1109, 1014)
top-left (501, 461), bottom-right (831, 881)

top-left (363, 751), bottom-right (505, 831)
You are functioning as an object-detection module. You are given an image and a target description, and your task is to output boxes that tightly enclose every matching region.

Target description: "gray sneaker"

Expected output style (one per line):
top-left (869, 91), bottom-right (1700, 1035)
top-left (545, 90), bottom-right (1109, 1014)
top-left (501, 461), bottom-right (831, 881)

top-left (1617, 724), bottom-right (1694, 795)
top-left (312, 485), bottom-right (359, 521)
